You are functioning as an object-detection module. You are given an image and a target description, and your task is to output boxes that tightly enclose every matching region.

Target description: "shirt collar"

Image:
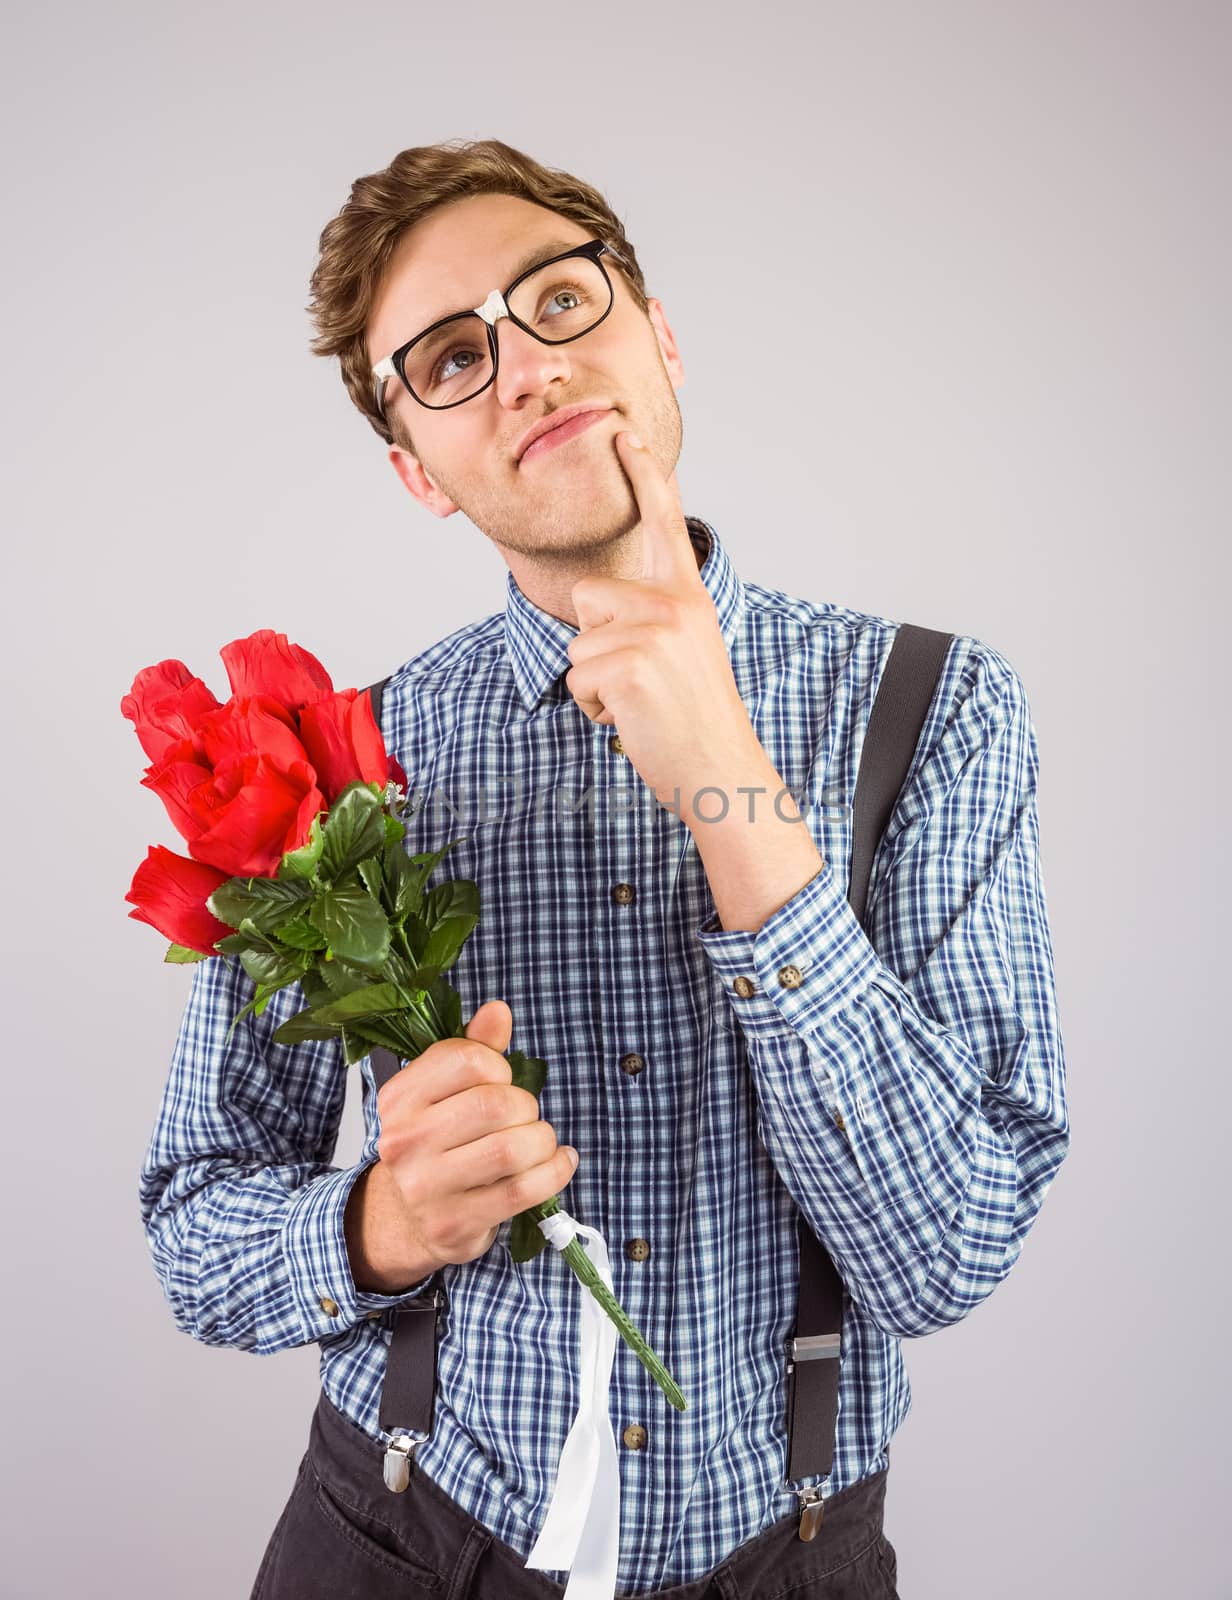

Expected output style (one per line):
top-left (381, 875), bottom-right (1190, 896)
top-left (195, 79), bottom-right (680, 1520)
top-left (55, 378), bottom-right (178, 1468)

top-left (503, 516), bottom-right (746, 713)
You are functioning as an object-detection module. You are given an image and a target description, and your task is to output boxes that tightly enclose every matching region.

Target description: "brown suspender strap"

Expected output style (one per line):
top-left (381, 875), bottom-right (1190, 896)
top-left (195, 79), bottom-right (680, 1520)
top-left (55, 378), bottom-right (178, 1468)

top-left (785, 621), bottom-right (953, 1485)
top-left (361, 620), bottom-right (955, 1481)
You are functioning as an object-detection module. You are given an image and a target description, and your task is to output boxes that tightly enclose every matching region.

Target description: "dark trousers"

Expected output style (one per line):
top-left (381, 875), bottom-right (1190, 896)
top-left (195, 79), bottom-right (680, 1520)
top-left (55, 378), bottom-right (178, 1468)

top-left (250, 1387), bottom-right (901, 1598)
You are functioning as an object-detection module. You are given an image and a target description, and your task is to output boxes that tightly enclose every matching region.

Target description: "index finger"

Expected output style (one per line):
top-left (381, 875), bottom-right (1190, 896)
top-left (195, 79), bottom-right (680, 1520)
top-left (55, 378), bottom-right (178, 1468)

top-left (614, 430), bottom-right (694, 586)
top-left (383, 1037), bottom-right (513, 1111)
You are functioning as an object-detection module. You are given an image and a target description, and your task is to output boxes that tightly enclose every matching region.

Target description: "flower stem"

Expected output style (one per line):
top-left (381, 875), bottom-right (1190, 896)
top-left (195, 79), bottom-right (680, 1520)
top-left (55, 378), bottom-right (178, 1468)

top-left (526, 1196), bottom-right (688, 1412)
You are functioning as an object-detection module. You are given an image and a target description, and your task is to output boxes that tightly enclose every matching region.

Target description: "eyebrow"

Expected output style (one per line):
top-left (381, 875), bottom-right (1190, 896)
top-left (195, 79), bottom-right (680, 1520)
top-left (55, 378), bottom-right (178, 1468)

top-left (418, 238), bottom-right (587, 332)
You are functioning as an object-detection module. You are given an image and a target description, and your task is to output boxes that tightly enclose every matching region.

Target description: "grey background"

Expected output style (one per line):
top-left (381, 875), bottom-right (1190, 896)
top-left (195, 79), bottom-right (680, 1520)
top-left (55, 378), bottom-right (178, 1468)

top-left (2, 1), bottom-right (1226, 1595)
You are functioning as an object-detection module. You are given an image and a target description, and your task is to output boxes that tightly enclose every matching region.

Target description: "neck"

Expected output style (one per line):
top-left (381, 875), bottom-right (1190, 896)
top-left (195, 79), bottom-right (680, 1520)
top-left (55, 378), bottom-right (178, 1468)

top-left (499, 519), bottom-right (708, 629)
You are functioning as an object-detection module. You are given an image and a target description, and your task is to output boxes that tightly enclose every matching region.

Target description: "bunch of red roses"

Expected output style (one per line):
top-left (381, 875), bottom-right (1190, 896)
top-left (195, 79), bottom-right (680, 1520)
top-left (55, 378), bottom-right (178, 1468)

top-left (121, 629), bottom-right (408, 958)
top-left (121, 627), bottom-right (686, 1414)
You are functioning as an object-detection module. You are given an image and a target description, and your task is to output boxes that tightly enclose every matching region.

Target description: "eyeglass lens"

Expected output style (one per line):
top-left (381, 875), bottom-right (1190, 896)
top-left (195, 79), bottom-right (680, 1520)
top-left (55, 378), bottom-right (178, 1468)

top-left (400, 255), bottom-right (612, 408)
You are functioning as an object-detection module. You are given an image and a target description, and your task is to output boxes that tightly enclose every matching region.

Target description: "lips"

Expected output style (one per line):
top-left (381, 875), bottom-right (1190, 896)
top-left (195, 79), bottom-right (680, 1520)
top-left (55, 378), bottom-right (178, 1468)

top-left (517, 405), bottom-right (612, 465)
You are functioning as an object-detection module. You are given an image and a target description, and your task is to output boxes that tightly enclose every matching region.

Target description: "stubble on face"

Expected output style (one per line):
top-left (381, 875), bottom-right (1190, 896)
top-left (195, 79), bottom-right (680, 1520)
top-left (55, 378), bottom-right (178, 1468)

top-left (416, 314), bottom-right (684, 584)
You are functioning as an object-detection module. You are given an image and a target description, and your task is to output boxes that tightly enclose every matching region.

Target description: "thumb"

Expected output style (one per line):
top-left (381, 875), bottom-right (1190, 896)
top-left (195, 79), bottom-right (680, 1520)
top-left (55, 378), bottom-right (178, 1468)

top-left (464, 998), bottom-right (513, 1055)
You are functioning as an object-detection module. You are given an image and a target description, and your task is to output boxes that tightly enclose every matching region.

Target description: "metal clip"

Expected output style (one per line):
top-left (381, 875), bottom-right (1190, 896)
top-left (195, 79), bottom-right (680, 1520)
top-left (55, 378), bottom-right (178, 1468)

top-left (790, 1331), bottom-right (841, 1362)
top-left (382, 1433), bottom-right (418, 1493)
top-left (796, 1484), bottom-right (825, 1541)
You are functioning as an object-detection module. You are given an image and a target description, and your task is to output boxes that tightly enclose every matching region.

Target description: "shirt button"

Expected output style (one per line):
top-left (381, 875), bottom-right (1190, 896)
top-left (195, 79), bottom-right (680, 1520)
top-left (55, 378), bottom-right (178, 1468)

top-left (609, 734), bottom-right (625, 756)
top-left (834, 1113), bottom-right (846, 1132)
top-left (778, 964), bottom-right (804, 989)
top-left (366, 1310), bottom-right (383, 1320)
top-left (626, 1237), bottom-right (651, 1262)
top-left (622, 1423), bottom-right (648, 1450)
top-left (620, 1052), bottom-right (645, 1076)
top-left (612, 883), bottom-right (635, 905)
top-left (733, 975), bottom-right (757, 998)
top-left (319, 1296), bottom-right (340, 1317)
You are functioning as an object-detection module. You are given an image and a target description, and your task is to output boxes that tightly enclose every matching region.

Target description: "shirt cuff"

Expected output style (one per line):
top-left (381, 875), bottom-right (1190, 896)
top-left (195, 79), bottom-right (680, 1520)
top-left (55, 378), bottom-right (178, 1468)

top-left (283, 1156), bottom-right (441, 1341)
top-left (695, 857), bottom-right (880, 1038)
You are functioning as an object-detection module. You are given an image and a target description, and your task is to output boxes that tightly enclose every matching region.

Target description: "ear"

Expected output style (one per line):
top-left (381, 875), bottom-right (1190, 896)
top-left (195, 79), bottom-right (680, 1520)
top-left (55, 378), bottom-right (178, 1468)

top-left (388, 445), bottom-right (459, 517)
top-left (645, 297), bottom-right (685, 391)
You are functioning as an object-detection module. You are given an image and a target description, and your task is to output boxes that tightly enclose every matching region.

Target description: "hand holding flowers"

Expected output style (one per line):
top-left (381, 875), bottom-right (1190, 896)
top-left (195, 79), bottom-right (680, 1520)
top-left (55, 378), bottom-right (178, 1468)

top-left (122, 627), bottom-right (686, 1412)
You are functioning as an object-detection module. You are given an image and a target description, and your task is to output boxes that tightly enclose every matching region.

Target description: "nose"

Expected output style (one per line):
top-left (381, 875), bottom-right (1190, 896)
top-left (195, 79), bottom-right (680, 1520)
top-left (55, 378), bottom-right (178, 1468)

top-left (491, 308), bottom-right (575, 408)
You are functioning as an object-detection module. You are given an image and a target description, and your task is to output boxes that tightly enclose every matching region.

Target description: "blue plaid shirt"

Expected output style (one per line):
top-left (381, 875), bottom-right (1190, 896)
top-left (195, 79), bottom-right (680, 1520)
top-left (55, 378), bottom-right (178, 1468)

top-left (139, 516), bottom-right (1070, 1592)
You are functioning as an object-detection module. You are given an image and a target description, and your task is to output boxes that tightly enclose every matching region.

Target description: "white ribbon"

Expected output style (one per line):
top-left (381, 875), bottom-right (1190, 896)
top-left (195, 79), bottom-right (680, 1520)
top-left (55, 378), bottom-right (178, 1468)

top-left (524, 1208), bottom-right (621, 1600)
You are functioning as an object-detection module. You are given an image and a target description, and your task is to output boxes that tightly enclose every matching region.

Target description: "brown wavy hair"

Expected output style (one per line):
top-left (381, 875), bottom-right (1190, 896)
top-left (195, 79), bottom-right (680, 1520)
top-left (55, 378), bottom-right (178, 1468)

top-left (306, 137), bottom-right (651, 453)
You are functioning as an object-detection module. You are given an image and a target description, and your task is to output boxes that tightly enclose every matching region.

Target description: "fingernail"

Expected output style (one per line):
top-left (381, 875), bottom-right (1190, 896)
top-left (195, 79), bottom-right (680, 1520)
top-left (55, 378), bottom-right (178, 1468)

top-left (567, 1147), bottom-right (579, 1169)
top-left (625, 432), bottom-right (644, 450)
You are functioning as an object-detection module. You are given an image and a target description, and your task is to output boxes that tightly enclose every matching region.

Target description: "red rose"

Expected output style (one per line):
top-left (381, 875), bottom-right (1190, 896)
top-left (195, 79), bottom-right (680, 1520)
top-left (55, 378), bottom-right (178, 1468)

top-left (120, 660), bottom-right (224, 765)
top-left (299, 687), bottom-right (410, 801)
top-left (139, 695), bottom-right (326, 877)
top-left (169, 752), bottom-right (324, 879)
top-left (219, 629), bottom-right (333, 716)
top-left (125, 845), bottom-right (234, 955)
top-left (124, 631), bottom-right (406, 920)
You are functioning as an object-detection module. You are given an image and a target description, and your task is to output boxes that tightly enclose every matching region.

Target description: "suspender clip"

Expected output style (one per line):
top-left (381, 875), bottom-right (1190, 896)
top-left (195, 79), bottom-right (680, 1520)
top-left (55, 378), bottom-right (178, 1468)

top-left (795, 1484), bottom-right (825, 1541)
top-left (383, 1432), bottom-right (419, 1493)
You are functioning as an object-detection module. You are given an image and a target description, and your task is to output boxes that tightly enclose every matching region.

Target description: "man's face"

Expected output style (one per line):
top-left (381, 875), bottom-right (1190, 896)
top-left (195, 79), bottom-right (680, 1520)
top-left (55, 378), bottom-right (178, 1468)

top-left (366, 192), bottom-right (685, 563)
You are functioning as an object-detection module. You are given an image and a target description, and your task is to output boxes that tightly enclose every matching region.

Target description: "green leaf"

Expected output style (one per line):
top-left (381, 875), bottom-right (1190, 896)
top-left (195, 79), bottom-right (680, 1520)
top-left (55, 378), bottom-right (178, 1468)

top-left (276, 912), bottom-right (327, 951)
top-left (343, 1014), bottom-right (422, 1058)
top-left (271, 1008), bottom-right (340, 1045)
top-left (319, 951), bottom-right (381, 997)
top-left (383, 813), bottom-right (407, 846)
top-left (224, 980), bottom-right (283, 1045)
top-left (357, 855), bottom-right (384, 903)
top-left (510, 1211), bottom-right (550, 1263)
top-left (341, 1025), bottom-right (378, 1066)
top-left (402, 911), bottom-right (429, 964)
top-left (426, 976), bottom-right (463, 1040)
top-left (268, 972), bottom-right (403, 1049)
top-left (237, 916), bottom-right (285, 952)
top-left (507, 1048), bottom-right (549, 1098)
top-left (420, 880), bottom-right (480, 974)
top-left (276, 812), bottom-right (325, 880)
top-left (208, 876), bottom-right (312, 935)
top-left (376, 946), bottom-right (419, 992)
top-left (309, 883), bottom-right (390, 966)
top-left (382, 839), bottom-right (419, 922)
top-left (403, 837), bottom-right (467, 907)
top-left (319, 783), bottom-right (387, 881)
top-left (299, 982), bottom-right (407, 1027)
top-left (164, 942), bottom-right (209, 963)
top-left (299, 967), bottom-right (331, 1006)
top-left (237, 942), bottom-right (312, 991)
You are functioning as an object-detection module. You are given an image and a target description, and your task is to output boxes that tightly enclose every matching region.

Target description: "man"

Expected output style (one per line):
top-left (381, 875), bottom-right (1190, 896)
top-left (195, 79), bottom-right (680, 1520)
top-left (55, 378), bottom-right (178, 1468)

top-left (141, 139), bottom-right (1070, 1599)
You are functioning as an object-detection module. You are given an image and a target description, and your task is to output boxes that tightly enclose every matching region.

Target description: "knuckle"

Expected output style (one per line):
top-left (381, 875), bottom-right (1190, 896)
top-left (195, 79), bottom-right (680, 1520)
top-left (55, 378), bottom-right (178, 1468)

top-left (488, 1130), bottom-right (517, 1173)
top-left (460, 1040), bottom-right (494, 1074)
top-left (476, 1083), bottom-right (514, 1124)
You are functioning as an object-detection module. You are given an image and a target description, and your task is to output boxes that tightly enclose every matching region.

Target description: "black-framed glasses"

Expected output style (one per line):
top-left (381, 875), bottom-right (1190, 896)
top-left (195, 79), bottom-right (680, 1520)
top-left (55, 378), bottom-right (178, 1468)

top-left (371, 238), bottom-right (624, 421)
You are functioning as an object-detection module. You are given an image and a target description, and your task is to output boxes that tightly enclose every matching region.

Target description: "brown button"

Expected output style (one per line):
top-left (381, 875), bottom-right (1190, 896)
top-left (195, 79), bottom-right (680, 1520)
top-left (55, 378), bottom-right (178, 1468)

top-left (622, 1423), bottom-right (648, 1450)
top-left (609, 734), bottom-right (625, 756)
top-left (834, 1113), bottom-right (846, 1132)
top-left (612, 883), bottom-right (635, 905)
top-left (620, 1052), bottom-right (645, 1076)
top-left (778, 964), bottom-right (804, 989)
top-left (319, 1296), bottom-right (340, 1317)
top-left (626, 1237), bottom-right (651, 1262)
top-left (733, 975), bottom-right (757, 998)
